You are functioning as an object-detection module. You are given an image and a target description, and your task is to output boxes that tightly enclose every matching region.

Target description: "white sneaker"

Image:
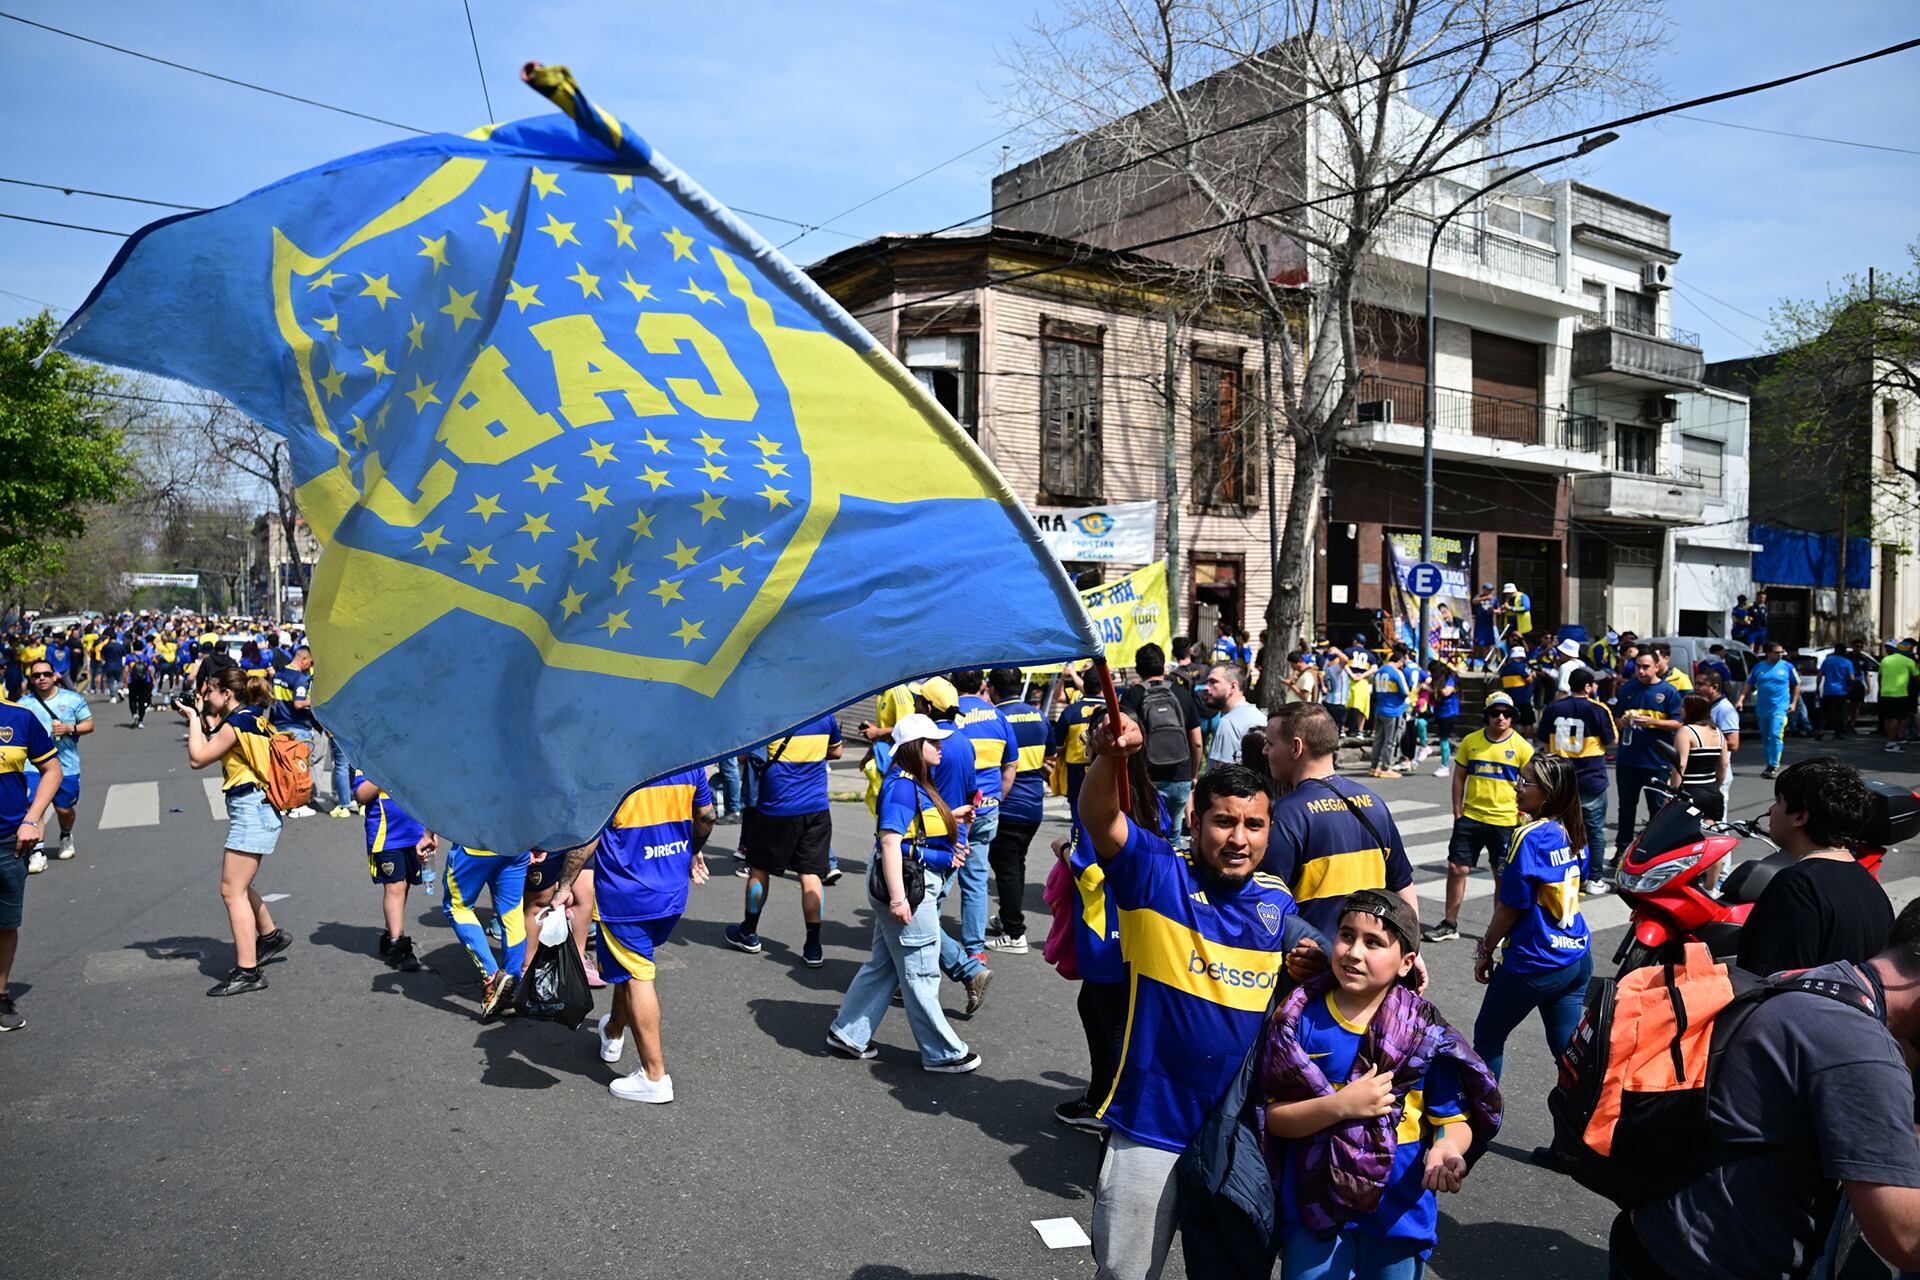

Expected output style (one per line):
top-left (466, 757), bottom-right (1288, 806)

top-left (595, 1013), bottom-right (625, 1063)
top-left (1887, 742), bottom-right (1904, 753)
top-left (985, 931), bottom-right (1030, 954)
top-left (609, 1069), bottom-right (673, 1103)
top-left (1433, 766), bottom-right (1451, 777)
top-left (25, 850), bottom-right (47, 874)
top-left (56, 836), bottom-right (74, 861)
top-left (287, 805), bottom-right (317, 819)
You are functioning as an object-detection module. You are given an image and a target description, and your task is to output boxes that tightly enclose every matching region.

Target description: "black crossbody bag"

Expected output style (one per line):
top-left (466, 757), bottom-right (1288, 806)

top-left (867, 781), bottom-right (930, 912)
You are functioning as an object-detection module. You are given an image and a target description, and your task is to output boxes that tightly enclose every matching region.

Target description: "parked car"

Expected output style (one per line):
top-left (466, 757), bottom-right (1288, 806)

top-left (1638, 635), bottom-right (1758, 688)
top-left (1797, 647), bottom-right (1879, 708)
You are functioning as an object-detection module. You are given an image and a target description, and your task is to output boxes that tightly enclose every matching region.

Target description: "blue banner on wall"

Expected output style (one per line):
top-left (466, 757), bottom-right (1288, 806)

top-left (1752, 524), bottom-right (1870, 590)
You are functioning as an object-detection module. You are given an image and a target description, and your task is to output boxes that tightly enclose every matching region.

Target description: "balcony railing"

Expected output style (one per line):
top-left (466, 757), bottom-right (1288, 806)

top-left (1370, 208), bottom-right (1561, 287)
top-left (1351, 373), bottom-right (1601, 453)
top-left (1577, 308), bottom-right (1700, 348)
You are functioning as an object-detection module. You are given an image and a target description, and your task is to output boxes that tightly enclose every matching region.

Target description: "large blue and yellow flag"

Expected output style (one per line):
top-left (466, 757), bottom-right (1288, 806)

top-left (57, 67), bottom-right (1096, 849)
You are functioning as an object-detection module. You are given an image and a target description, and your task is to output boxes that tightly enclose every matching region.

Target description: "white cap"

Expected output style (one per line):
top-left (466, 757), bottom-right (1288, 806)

top-left (891, 713), bottom-right (953, 746)
top-left (1502, 582), bottom-right (1518, 593)
top-left (1558, 638), bottom-right (1582, 658)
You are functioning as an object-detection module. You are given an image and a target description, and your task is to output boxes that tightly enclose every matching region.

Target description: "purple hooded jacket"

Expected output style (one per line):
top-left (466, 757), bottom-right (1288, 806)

top-left (1257, 973), bottom-right (1503, 1232)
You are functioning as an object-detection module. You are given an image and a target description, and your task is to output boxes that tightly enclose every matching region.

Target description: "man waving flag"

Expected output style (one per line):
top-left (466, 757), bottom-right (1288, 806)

top-left (56, 65), bottom-right (1096, 850)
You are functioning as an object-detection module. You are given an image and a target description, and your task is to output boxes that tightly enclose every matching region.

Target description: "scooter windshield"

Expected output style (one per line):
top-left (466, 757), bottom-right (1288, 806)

top-left (1632, 795), bottom-right (1705, 862)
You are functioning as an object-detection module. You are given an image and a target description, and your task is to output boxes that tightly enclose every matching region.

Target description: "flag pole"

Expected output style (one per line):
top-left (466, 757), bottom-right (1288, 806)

top-left (1094, 656), bottom-right (1131, 814)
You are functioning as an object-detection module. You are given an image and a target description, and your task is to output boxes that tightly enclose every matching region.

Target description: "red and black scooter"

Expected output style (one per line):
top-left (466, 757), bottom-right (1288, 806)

top-left (1610, 778), bottom-right (1920, 977)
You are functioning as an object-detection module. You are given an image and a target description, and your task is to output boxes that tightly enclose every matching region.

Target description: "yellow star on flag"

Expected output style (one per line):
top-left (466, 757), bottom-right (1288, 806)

top-left (359, 273), bottom-right (400, 309)
top-left (477, 204), bottom-right (512, 242)
top-left (406, 313), bottom-right (426, 353)
top-left (568, 533), bottom-right (599, 565)
top-left (417, 526), bottom-right (449, 554)
top-left (598, 610), bottom-right (632, 639)
top-left (506, 281), bottom-right (543, 312)
top-left (638, 429), bottom-right (670, 455)
top-left (440, 286), bottom-right (480, 332)
top-left (347, 416), bottom-right (370, 447)
top-left (317, 366), bottom-right (348, 400)
top-left (467, 492), bottom-right (504, 522)
top-left (638, 466), bottom-right (672, 492)
top-left (758, 484), bottom-right (793, 511)
top-left (416, 234), bottom-right (449, 272)
top-left (662, 226), bottom-right (696, 260)
top-left (619, 272), bottom-right (655, 304)
top-left (404, 375), bottom-right (442, 413)
top-left (525, 463), bottom-right (561, 492)
top-left (537, 213), bottom-right (579, 248)
top-left (608, 562), bottom-right (636, 595)
top-left (610, 174), bottom-right (634, 192)
top-left (649, 578), bottom-right (685, 606)
top-left (581, 439), bottom-right (617, 467)
top-left (376, 399), bottom-right (393, 430)
top-left (681, 279), bottom-right (721, 306)
top-left (664, 539), bottom-right (700, 571)
top-left (518, 512), bottom-right (553, 541)
top-left (710, 565), bottom-right (744, 592)
top-left (606, 208), bottom-right (636, 249)
top-left (315, 313), bottom-right (341, 335)
top-left (754, 458), bottom-right (790, 478)
top-left (692, 429), bottom-right (726, 456)
top-left (567, 262), bottom-right (603, 299)
top-left (671, 618), bottom-right (706, 646)
top-left (462, 544), bottom-right (496, 573)
top-left (529, 167), bottom-right (565, 198)
top-left (749, 432), bottom-right (783, 455)
top-left (578, 483), bottom-right (612, 513)
top-left (736, 530), bottom-right (766, 551)
top-left (510, 563), bottom-right (545, 593)
top-left (696, 459), bottom-right (730, 483)
top-left (361, 346), bottom-right (393, 379)
top-left (692, 491), bottom-right (727, 525)
top-left (626, 509), bottom-right (655, 540)
top-left (558, 586), bottom-right (587, 618)
top-left (307, 270), bottom-right (344, 292)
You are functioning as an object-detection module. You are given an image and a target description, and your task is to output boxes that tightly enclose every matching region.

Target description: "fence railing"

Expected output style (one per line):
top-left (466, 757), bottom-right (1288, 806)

top-left (1351, 373), bottom-right (1601, 453)
top-left (1371, 208), bottom-right (1561, 287)
top-left (1576, 308), bottom-right (1701, 348)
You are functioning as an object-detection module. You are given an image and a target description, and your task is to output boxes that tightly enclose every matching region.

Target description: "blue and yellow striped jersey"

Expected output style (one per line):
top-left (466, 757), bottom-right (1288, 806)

top-left (1264, 776), bottom-right (1414, 940)
top-left (595, 768), bottom-right (712, 923)
top-left (352, 768), bottom-right (425, 854)
top-left (218, 706), bottom-right (277, 794)
top-left (0, 700), bottom-right (57, 832)
top-left (756, 713), bottom-right (840, 817)
top-left (997, 697), bottom-right (1051, 825)
top-left (1497, 818), bottom-right (1589, 974)
top-left (1101, 819), bottom-right (1302, 1152)
top-left (1457, 729), bottom-right (1533, 827)
top-left (876, 768), bottom-right (956, 870)
top-left (954, 695), bottom-right (1019, 803)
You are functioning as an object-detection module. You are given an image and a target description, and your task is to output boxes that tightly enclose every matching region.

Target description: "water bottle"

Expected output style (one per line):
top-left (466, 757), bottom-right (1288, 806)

top-left (421, 866), bottom-right (438, 898)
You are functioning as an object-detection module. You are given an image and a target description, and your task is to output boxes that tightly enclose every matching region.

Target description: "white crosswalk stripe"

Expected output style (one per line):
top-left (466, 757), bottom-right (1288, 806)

top-left (1393, 813), bottom-right (1456, 839)
top-left (204, 777), bottom-right (226, 820)
top-left (98, 781), bottom-right (159, 830)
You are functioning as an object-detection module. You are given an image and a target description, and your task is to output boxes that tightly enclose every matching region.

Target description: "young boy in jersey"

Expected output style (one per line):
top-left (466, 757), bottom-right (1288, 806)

top-left (1261, 890), bottom-right (1501, 1280)
top-left (352, 769), bottom-right (428, 972)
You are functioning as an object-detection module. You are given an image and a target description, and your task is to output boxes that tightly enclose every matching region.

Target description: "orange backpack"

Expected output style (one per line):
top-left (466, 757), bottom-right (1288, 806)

top-left (264, 731), bottom-right (314, 813)
top-left (1547, 942), bottom-right (1882, 1208)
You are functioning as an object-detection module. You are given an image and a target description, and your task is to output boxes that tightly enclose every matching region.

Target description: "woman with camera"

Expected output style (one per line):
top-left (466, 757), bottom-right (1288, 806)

top-left (181, 666), bottom-right (290, 997)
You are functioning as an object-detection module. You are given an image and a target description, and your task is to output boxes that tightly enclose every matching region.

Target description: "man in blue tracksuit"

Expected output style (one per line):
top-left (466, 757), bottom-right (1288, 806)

top-left (1608, 651), bottom-right (1683, 868)
top-left (1741, 642), bottom-right (1800, 779)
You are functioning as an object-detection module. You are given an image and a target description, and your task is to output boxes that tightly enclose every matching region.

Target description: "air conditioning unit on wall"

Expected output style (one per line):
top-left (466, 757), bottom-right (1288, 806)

top-left (1640, 262), bottom-right (1672, 291)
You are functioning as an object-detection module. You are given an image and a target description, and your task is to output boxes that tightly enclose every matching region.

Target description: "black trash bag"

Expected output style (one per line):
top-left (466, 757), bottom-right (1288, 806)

top-left (516, 932), bottom-right (593, 1029)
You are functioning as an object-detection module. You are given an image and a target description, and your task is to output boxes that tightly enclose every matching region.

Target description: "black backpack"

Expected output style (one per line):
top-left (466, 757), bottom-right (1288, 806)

top-left (1138, 681), bottom-right (1191, 771)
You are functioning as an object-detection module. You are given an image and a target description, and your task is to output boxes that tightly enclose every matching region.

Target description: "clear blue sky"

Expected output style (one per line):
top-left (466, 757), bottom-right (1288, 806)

top-left (3, 1), bottom-right (1914, 362)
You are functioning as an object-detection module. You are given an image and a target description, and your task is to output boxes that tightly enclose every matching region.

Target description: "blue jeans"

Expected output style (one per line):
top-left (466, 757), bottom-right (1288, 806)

top-left (940, 807), bottom-right (994, 982)
top-left (1153, 779), bottom-right (1191, 840)
top-left (1579, 788), bottom-right (1608, 879)
top-left (327, 734), bottom-right (352, 808)
top-left (1472, 950), bottom-right (1593, 1080)
top-left (1280, 1226), bottom-right (1426, 1280)
top-left (831, 868), bottom-right (970, 1067)
top-left (715, 756), bottom-right (743, 816)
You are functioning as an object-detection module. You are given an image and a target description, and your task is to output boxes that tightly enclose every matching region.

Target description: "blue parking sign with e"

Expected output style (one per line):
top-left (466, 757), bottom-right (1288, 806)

top-left (1407, 561), bottom-right (1443, 598)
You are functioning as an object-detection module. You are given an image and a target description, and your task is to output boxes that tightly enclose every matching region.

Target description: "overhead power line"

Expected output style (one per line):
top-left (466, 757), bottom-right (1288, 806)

top-left (460, 0), bottom-right (495, 122)
top-left (0, 210), bottom-right (132, 236)
top-left (0, 10), bottom-right (433, 134)
top-left (848, 35), bottom-right (1920, 321)
top-left (0, 176), bottom-right (200, 210)
top-left (1671, 113), bottom-right (1920, 157)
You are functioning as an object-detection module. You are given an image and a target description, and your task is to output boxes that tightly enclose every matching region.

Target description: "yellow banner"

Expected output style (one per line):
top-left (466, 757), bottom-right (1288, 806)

top-left (1028, 561), bottom-right (1170, 675)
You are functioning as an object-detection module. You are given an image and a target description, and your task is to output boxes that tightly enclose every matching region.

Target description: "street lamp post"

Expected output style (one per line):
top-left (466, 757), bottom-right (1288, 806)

top-left (1418, 133), bottom-right (1617, 673)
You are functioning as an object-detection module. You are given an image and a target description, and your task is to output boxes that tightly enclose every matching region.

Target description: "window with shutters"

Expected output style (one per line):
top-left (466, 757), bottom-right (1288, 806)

top-left (1040, 321), bottom-right (1104, 502)
top-left (1192, 356), bottom-right (1256, 510)
top-left (1615, 423), bottom-right (1659, 475)
top-left (1681, 434), bottom-right (1723, 496)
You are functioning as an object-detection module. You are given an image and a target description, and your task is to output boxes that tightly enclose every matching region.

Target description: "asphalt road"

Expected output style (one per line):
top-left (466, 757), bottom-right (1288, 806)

top-left (6, 709), bottom-right (1918, 1280)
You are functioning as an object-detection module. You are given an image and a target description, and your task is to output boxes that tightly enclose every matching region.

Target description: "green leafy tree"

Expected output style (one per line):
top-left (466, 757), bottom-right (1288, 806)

top-left (0, 311), bottom-right (139, 609)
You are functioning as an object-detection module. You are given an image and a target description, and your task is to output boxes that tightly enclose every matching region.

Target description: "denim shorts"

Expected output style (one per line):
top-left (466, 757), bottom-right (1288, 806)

top-left (0, 844), bottom-right (26, 930)
top-left (224, 787), bottom-right (283, 856)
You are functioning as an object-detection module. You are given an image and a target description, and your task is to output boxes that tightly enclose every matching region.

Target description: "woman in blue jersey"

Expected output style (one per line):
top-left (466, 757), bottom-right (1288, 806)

top-left (183, 666), bottom-right (290, 998)
top-left (1470, 754), bottom-right (1591, 1081)
top-left (828, 714), bottom-right (979, 1073)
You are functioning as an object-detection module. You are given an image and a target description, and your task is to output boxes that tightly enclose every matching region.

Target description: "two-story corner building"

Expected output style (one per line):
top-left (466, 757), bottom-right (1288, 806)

top-left (805, 225), bottom-right (1292, 647)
